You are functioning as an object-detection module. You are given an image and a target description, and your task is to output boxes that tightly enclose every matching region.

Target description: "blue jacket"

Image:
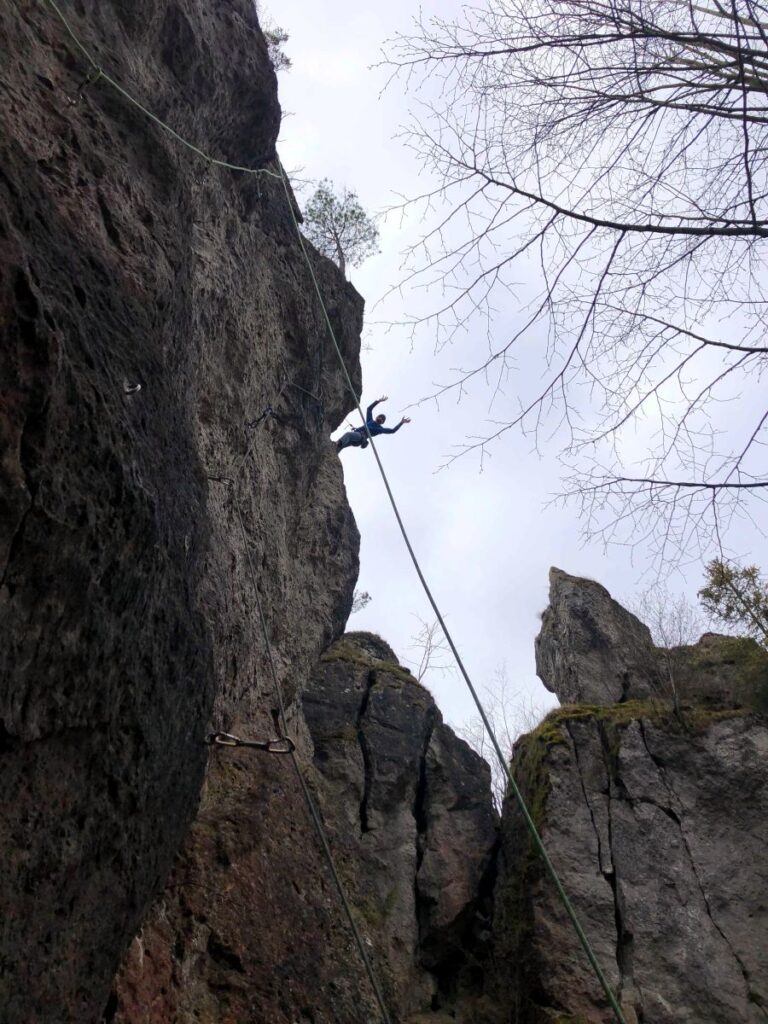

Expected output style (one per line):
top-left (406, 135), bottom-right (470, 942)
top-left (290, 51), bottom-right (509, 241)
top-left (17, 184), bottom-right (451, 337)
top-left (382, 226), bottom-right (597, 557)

top-left (354, 399), bottom-right (404, 437)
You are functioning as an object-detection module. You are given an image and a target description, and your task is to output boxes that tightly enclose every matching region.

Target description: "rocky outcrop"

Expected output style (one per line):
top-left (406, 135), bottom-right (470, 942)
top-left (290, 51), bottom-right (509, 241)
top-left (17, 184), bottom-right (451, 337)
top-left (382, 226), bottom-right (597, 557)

top-left (490, 705), bottom-right (768, 1024)
top-left (536, 568), bottom-right (660, 704)
top-left (0, 2), bottom-right (362, 1021)
top-left (304, 633), bottom-right (498, 1019)
top-left (110, 632), bottom-right (498, 1023)
top-left (536, 568), bottom-right (768, 710)
top-left (4, 7), bottom-right (767, 1010)
top-left (502, 571), bottom-right (768, 1023)
top-left (661, 631), bottom-right (768, 708)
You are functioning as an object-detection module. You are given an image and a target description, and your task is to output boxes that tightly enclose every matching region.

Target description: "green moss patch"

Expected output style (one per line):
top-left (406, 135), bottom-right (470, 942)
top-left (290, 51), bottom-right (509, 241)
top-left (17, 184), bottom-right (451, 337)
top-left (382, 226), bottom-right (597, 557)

top-left (320, 639), bottom-right (421, 686)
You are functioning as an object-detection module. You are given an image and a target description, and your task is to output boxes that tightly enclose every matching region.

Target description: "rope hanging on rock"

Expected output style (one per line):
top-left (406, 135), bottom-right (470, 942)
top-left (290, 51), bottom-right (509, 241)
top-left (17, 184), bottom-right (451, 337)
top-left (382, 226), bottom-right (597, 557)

top-left (274, 160), bottom-right (630, 1024)
top-left (43, 0), bottom-right (282, 179)
top-left (227, 409), bottom-right (394, 1024)
top-left (33, 5), bottom-right (625, 1021)
top-left (204, 398), bottom-right (393, 1023)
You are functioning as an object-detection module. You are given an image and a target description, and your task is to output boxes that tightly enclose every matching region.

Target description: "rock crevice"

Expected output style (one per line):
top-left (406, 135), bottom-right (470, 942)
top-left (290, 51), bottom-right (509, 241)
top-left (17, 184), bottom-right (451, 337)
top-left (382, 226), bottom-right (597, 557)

top-left (491, 569), bottom-right (768, 1023)
top-left (356, 668), bottom-right (376, 835)
top-left (637, 722), bottom-right (759, 1012)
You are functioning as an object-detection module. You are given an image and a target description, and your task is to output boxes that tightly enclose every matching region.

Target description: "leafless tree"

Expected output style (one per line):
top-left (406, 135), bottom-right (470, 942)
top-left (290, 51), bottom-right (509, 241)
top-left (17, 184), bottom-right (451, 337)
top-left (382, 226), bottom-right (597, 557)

top-left (459, 663), bottom-right (546, 810)
top-left (406, 616), bottom-right (456, 683)
top-left (628, 585), bottom-right (704, 709)
top-left (385, 0), bottom-right (768, 566)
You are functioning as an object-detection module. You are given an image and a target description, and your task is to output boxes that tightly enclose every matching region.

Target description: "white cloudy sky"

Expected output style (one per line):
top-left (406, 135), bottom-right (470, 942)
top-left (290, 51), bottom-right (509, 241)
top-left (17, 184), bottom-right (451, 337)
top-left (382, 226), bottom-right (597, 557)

top-left (271, 0), bottom-right (768, 734)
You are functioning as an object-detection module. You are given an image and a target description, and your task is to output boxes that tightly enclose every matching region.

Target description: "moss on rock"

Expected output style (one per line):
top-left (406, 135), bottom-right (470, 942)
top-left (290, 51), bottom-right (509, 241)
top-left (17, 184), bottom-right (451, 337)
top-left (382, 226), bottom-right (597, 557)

top-left (321, 636), bottom-right (422, 686)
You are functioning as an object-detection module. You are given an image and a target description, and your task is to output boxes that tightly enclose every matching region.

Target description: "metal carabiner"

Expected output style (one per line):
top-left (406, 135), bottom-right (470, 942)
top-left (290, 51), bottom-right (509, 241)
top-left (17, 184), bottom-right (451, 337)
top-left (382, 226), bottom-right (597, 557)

top-left (264, 736), bottom-right (296, 754)
top-left (207, 732), bottom-right (240, 747)
top-left (206, 732), bottom-right (295, 754)
top-left (68, 67), bottom-right (103, 106)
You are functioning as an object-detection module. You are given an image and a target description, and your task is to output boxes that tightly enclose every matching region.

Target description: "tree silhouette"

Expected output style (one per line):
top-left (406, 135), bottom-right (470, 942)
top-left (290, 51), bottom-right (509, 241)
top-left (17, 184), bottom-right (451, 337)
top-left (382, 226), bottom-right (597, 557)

top-left (385, 0), bottom-right (768, 566)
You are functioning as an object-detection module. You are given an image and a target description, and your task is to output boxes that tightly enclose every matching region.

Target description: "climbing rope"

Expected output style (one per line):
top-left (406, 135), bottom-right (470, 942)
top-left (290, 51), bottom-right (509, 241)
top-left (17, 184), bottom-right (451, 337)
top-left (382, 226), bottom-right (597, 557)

top-left (41, 0), bottom-right (281, 179)
top-left (225, 411), bottom-right (394, 1024)
top-left (28, 5), bottom-right (625, 1020)
top-left (19, 3), bottom-right (392, 1000)
top-left (275, 161), bottom-right (629, 1024)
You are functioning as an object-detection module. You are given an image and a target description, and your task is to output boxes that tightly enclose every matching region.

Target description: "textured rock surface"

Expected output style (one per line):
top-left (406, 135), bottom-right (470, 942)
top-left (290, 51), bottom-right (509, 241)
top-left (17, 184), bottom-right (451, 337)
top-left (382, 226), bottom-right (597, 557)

top-left (0, 3), bottom-right (361, 1020)
top-left (4, 13), bottom-right (767, 1014)
top-left (536, 567), bottom-right (768, 709)
top-left (111, 633), bottom-right (498, 1023)
top-left (304, 634), bottom-right (498, 1019)
top-left (109, 712), bottom-right (386, 1024)
top-left (491, 706), bottom-right (768, 1023)
top-left (663, 631), bottom-right (768, 708)
top-left (536, 567), bottom-right (663, 704)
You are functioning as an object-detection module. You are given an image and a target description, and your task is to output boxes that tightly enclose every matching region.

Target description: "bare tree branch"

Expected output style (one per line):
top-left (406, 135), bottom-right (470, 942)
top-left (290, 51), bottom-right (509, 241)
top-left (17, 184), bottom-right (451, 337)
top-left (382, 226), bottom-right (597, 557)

top-left (382, 0), bottom-right (768, 566)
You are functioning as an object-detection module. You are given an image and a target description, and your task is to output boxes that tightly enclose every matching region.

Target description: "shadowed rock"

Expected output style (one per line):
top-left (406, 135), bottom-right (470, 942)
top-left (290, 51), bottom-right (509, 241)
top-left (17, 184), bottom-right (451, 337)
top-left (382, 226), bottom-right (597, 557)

top-left (0, 1), bottom-right (362, 1019)
top-left (303, 634), bottom-right (498, 1020)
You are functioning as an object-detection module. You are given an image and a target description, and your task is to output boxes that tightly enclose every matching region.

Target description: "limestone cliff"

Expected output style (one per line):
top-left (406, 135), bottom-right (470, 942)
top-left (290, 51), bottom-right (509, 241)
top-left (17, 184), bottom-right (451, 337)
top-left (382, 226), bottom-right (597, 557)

top-left (304, 633), bottom-right (498, 1020)
top-left (489, 569), bottom-right (768, 1023)
top-left (3, 2), bottom-right (767, 1022)
top-left (110, 633), bottom-right (498, 1024)
top-left (1, 2), bottom-right (361, 1020)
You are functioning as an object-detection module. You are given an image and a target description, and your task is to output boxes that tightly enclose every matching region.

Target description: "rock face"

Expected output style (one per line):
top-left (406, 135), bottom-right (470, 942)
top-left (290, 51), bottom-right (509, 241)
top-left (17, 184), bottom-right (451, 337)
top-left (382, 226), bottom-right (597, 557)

top-left (111, 632), bottom-right (498, 1023)
top-left (536, 567), bottom-right (768, 710)
top-left (3, 5), bottom-right (767, 1015)
top-left (501, 570), bottom-right (768, 1023)
top-left (0, 3), bottom-right (361, 1021)
top-left (491, 706), bottom-right (768, 1024)
top-left (304, 633), bottom-right (499, 1019)
top-left (536, 568), bottom-right (660, 704)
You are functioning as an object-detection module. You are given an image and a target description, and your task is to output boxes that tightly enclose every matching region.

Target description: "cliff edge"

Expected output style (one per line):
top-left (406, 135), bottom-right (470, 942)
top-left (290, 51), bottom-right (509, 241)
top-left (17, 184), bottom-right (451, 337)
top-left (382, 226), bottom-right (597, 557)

top-left (1, 2), bottom-right (361, 1020)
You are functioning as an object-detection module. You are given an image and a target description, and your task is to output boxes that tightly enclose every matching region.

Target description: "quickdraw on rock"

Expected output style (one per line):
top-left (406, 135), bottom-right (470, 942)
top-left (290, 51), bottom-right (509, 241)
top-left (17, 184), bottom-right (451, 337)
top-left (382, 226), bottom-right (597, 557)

top-left (68, 66), bottom-right (102, 106)
top-left (207, 732), bottom-right (295, 754)
top-left (246, 406), bottom-right (273, 429)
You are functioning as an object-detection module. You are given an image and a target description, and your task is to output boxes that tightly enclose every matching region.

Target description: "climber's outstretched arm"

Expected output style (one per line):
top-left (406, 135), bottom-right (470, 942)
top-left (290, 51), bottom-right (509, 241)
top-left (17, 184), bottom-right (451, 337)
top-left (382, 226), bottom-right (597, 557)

top-left (365, 395), bottom-right (388, 421)
top-left (376, 417), bottom-right (410, 435)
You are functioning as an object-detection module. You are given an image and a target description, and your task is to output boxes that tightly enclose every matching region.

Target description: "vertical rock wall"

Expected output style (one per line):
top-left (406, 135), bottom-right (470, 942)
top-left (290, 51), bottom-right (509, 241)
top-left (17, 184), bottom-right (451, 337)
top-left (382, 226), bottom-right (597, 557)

top-left (111, 632), bottom-right (498, 1024)
top-left (0, 2), bottom-right (362, 1021)
top-left (491, 707), bottom-right (768, 1024)
top-left (491, 569), bottom-right (768, 1024)
top-left (303, 634), bottom-right (499, 1020)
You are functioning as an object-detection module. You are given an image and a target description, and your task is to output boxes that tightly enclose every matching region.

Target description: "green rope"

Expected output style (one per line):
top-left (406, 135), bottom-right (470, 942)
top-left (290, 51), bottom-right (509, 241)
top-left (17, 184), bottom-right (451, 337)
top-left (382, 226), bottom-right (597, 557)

top-left (229, 467), bottom-right (393, 1024)
top-left (33, 5), bottom-right (389, 1008)
top-left (31, 4), bottom-right (627, 1019)
top-left (42, 0), bottom-right (280, 179)
top-left (276, 161), bottom-right (628, 1024)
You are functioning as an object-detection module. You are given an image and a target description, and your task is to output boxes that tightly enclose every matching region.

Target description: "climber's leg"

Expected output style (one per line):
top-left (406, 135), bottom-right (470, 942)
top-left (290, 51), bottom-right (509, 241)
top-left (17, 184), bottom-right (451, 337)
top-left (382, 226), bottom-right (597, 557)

top-left (336, 431), bottom-right (364, 453)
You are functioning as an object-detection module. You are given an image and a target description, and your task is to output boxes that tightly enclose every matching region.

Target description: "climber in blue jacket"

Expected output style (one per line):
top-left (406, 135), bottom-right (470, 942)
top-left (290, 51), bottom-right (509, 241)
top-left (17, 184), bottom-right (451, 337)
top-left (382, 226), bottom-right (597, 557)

top-left (336, 396), bottom-right (411, 452)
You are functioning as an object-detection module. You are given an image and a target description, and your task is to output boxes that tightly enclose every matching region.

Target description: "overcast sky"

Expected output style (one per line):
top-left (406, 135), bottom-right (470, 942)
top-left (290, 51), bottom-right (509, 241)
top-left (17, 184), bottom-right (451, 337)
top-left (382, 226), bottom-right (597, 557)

top-left (271, 0), bottom-right (768, 735)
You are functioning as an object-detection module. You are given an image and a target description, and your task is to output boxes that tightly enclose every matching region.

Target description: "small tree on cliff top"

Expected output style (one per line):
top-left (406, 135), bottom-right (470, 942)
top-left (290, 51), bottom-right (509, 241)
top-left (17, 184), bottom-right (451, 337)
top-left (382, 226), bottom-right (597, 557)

top-left (303, 180), bottom-right (379, 279)
top-left (699, 560), bottom-right (768, 648)
top-left (254, 1), bottom-right (291, 71)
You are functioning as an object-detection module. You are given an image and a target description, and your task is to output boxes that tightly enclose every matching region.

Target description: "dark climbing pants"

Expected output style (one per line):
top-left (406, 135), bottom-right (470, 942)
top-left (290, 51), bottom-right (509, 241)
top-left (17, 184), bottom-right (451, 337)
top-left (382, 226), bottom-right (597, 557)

top-left (337, 431), bottom-right (368, 452)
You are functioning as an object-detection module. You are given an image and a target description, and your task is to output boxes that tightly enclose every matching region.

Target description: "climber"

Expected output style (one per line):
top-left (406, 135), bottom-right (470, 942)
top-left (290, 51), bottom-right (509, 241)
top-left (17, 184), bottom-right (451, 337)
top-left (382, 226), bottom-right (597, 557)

top-left (336, 396), bottom-right (411, 453)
